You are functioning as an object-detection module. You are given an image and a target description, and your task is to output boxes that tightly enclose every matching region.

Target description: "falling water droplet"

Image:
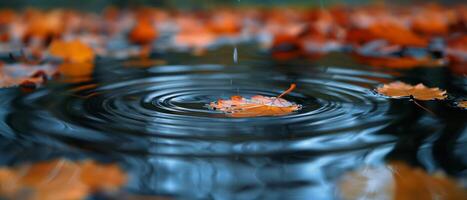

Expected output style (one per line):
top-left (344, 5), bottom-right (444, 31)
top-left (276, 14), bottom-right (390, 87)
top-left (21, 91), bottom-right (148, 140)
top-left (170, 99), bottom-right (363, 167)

top-left (233, 47), bottom-right (238, 64)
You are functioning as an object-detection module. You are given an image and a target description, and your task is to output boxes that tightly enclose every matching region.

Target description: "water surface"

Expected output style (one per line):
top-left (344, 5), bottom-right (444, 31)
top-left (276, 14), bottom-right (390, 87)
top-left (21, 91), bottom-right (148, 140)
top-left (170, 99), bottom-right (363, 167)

top-left (0, 45), bottom-right (466, 199)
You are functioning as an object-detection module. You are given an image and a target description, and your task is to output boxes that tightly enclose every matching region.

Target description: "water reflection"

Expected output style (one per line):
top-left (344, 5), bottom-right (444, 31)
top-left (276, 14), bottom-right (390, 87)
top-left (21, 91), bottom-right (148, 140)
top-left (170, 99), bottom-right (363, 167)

top-left (125, 145), bottom-right (394, 199)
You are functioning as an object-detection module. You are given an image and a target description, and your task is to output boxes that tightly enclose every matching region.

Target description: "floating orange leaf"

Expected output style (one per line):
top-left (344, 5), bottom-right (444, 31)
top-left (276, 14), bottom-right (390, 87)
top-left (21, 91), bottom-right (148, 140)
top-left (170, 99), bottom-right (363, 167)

top-left (209, 84), bottom-right (301, 117)
top-left (376, 81), bottom-right (447, 100)
top-left (128, 19), bottom-right (158, 45)
top-left (0, 159), bottom-right (127, 200)
top-left (49, 39), bottom-right (95, 63)
top-left (338, 162), bottom-right (467, 200)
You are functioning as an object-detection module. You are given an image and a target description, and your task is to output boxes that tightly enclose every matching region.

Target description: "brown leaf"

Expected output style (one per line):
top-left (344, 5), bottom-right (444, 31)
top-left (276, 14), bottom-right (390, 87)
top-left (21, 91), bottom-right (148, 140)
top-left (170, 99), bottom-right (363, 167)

top-left (376, 81), bottom-right (447, 100)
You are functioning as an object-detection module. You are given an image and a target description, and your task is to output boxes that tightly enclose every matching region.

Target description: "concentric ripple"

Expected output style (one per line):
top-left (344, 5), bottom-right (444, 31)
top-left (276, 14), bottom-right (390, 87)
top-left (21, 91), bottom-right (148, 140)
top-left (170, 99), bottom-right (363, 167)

top-left (7, 63), bottom-right (397, 155)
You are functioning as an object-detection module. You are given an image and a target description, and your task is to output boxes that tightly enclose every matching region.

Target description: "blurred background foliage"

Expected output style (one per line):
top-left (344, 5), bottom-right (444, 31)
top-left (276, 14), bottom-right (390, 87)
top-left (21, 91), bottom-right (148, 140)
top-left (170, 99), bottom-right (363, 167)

top-left (0, 0), bottom-right (463, 11)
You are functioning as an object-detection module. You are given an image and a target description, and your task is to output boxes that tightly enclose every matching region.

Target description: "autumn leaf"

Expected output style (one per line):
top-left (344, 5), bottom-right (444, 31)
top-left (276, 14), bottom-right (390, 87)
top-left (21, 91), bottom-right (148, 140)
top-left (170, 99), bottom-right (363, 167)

top-left (209, 84), bottom-right (301, 117)
top-left (49, 39), bottom-right (95, 63)
top-left (48, 40), bottom-right (95, 77)
top-left (0, 159), bottom-right (127, 200)
top-left (338, 162), bottom-right (467, 200)
top-left (128, 18), bottom-right (158, 45)
top-left (376, 82), bottom-right (447, 101)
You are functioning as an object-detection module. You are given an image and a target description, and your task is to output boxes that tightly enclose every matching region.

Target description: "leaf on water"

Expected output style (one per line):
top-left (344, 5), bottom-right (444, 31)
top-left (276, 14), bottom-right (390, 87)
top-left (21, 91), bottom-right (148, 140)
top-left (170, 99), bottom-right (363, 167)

top-left (0, 159), bottom-right (127, 200)
top-left (376, 81), bottom-right (447, 100)
top-left (209, 84), bottom-right (301, 117)
top-left (128, 18), bottom-right (158, 45)
top-left (48, 40), bottom-right (95, 77)
top-left (49, 39), bottom-right (95, 63)
top-left (338, 162), bottom-right (467, 200)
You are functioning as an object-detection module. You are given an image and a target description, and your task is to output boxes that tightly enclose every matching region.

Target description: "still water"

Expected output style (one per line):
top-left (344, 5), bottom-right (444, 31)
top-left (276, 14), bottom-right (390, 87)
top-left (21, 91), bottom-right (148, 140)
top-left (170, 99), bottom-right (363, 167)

top-left (0, 45), bottom-right (466, 199)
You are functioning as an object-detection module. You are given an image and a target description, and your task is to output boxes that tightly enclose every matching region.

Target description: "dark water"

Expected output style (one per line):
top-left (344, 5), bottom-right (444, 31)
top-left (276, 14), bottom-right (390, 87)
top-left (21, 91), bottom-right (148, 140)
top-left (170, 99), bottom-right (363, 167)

top-left (0, 45), bottom-right (466, 199)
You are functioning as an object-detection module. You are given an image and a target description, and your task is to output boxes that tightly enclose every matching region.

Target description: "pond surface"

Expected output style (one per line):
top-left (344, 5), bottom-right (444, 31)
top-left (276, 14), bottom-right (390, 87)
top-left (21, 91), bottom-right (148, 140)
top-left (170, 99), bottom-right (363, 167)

top-left (0, 45), bottom-right (466, 199)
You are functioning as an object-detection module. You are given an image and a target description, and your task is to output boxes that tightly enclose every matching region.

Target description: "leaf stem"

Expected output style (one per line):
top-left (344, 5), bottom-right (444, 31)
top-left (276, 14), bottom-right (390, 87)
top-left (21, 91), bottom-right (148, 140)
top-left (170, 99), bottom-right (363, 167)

top-left (277, 83), bottom-right (296, 98)
top-left (410, 96), bottom-right (436, 116)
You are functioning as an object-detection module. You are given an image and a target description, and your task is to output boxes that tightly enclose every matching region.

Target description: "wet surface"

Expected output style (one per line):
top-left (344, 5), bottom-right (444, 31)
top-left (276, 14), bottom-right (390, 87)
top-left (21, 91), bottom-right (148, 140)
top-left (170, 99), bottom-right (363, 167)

top-left (0, 45), bottom-right (466, 199)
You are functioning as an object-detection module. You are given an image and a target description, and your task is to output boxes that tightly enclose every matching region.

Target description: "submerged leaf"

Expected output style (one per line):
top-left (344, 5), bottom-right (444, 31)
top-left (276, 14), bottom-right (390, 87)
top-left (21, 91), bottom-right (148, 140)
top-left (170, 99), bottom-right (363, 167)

top-left (376, 81), bottom-right (447, 100)
top-left (209, 84), bottom-right (301, 117)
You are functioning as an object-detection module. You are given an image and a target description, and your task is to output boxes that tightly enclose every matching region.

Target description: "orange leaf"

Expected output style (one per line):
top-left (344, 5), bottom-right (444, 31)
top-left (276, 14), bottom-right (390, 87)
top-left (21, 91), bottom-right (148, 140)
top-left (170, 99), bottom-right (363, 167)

top-left (376, 81), bottom-right (447, 100)
top-left (49, 39), bottom-right (95, 63)
top-left (128, 19), bottom-right (158, 45)
top-left (209, 84), bottom-right (301, 117)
